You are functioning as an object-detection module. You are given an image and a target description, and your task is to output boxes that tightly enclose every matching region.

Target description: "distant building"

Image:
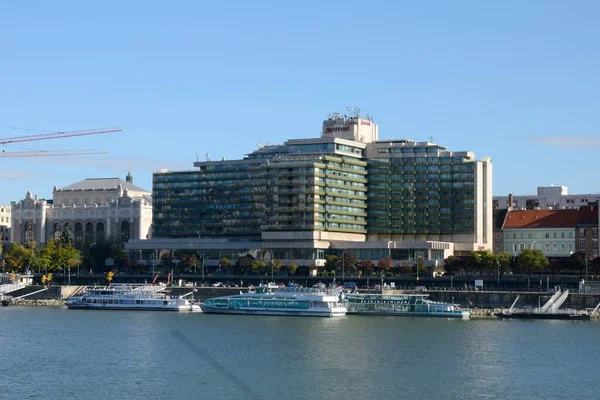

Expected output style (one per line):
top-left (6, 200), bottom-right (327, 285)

top-left (502, 209), bottom-right (582, 257)
top-left (494, 185), bottom-right (599, 210)
top-left (493, 208), bottom-right (508, 253)
top-left (575, 206), bottom-right (599, 258)
top-left (127, 111), bottom-right (493, 269)
top-left (0, 205), bottom-right (11, 252)
top-left (11, 172), bottom-right (152, 248)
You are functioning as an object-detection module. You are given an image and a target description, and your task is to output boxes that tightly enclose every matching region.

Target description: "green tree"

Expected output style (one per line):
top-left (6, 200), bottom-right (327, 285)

top-left (518, 248), bottom-right (549, 278)
top-left (443, 255), bottom-right (461, 275)
top-left (571, 251), bottom-right (592, 279)
top-left (251, 260), bottom-right (266, 274)
top-left (497, 252), bottom-right (512, 275)
top-left (219, 256), bottom-right (232, 274)
top-left (287, 261), bottom-right (298, 276)
top-left (324, 255), bottom-right (339, 274)
top-left (235, 255), bottom-right (253, 275)
top-left (5, 243), bottom-right (35, 272)
top-left (35, 239), bottom-right (57, 273)
top-left (87, 237), bottom-right (123, 273)
top-left (471, 249), bottom-right (495, 275)
top-left (60, 230), bottom-right (73, 246)
top-left (271, 258), bottom-right (284, 274)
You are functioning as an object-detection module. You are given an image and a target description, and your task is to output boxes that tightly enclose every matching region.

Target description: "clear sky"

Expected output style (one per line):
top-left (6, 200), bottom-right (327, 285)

top-left (1, 1), bottom-right (599, 205)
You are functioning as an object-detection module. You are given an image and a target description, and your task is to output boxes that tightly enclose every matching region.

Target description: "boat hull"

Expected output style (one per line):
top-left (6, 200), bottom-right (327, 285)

top-left (347, 310), bottom-right (470, 319)
top-left (66, 303), bottom-right (202, 312)
top-left (497, 313), bottom-right (590, 321)
top-left (201, 306), bottom-right (346, 317)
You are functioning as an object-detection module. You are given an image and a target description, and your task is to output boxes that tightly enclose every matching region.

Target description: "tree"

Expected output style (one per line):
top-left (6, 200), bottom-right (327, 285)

top-left (497, 252), bottom-right (512, 275)
top-left (518, 248), bottom-right (549, 278)
top-left (357, 260), bottom-right (375, 276)
top-left (471, 249), bottom-right (495, 275)
top-left (35, 239), bottom-right (57, 273)
top-left (219, 256), bottom-right (232, 274)
top-left (271, 258), bottom-right (284, 274)
top-left (235, 255), bottom-right (253, 275)
top-left (5, 243), bottom-right (35, 272)
top-left (340, 251), bottom-right (359, 275)
top-left (288, 261), bottom-right (298, 276)
top-left (571, 251), bottom-right (593, 279)
top-left (60, 230), bottom-right (73, 246)
top-left (443, 255), bottom-right (461, 275)
top-left (106, 271), bottom-right (114, 286)
top-left (324, 255), bottom-right (339, 273)
top-left (377, 256), bottom-right (394, 274)
top-left (251, 260), bottom-right (266, 274)
top-left (87, 237), bottom-right (123, 273)
top-left (183, 254), bottom-right (199, 273)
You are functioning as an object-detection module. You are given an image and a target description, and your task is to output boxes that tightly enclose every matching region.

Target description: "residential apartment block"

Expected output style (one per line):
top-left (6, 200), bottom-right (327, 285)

top-left (494, 185), bottom-right (599, 210)
top-left (127, 112), bottom-right (493, 269)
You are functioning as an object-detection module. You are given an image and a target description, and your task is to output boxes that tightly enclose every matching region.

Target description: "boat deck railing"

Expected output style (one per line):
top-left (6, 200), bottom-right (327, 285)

top-left (272, 286), bottom-right (340, 296)
top-left (501, 307), bottom-right (589, 316)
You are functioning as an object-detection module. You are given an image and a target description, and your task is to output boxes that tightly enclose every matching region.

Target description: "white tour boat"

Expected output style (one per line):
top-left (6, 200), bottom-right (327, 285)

top-left (66, 284), bottom-right (202, 312)
top-left (346, 293), bottom-right (470, 319)
top-left (201, 283), bottom-right (347, 317)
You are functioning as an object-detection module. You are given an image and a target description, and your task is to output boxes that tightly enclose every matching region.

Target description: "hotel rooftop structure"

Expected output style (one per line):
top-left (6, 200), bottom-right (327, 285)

top-left (126, 111), bottom-right (492, 270)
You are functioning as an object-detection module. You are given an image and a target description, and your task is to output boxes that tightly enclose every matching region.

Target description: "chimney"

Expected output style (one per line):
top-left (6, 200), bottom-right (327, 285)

top-left (508, 193), bottom-right (514, 211)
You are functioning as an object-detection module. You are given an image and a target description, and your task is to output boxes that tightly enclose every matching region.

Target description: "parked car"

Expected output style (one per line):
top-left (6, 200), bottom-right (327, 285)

top-left (211, 282), bottom-right (226, 287)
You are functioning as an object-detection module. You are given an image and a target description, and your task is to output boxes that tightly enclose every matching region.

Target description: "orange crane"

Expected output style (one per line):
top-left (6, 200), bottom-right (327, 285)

top-left (0, 127), bottom-right (120, 157)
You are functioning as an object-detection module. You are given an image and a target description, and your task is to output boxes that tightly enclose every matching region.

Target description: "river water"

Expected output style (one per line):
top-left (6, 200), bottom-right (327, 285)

top-left (1, 307), bottom-right (598, 400)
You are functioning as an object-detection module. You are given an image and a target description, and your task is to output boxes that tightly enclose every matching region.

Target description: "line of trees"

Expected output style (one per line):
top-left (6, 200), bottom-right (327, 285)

top-left (4, 233), bottom-right (81, 274)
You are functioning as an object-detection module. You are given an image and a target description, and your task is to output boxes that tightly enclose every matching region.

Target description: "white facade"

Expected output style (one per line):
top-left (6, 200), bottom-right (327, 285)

top-left (494, 186), bottom-right (599, 210)
top-left (11, 173), bottom-right (152, 247)
top-left (0, 205), bottom-right (11, 250)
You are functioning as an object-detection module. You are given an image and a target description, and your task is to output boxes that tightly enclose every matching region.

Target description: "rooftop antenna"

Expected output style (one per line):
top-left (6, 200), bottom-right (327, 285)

top-left (354, 107), bottom-right (361, 117)
top-left (195, 152), bottom-right (200, 162)
top-left (205, 152), bottom-right (210, 161)
top-left (429, 136), bottom-right (434, 143)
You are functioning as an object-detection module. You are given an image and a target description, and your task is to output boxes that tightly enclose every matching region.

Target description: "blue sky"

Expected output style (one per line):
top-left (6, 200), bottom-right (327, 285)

top-left (1, 1), bottom-right (599, 204)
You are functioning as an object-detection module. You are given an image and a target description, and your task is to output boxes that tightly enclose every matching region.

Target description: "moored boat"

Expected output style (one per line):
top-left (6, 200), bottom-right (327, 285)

top-left (66, 284), bottom-right (202, 312)
top-left (345, 293), bottom-right (470, 319)
top-left (201, 283), bottom-right (347, 317)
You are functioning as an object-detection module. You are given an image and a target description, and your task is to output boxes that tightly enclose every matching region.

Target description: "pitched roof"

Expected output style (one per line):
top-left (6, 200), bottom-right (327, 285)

top-left (493, 209), bottom-right (508, 229)
top-left (576, 205), bottom-right (599, 225)
top-left (503, 209), bottom-right (580, 229)
top-left (58, 178), bottom-right (149, 193)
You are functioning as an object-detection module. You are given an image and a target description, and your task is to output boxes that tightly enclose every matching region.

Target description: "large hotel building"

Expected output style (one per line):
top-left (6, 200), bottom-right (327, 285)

top-left (126, 112), bottom-right (492, 271)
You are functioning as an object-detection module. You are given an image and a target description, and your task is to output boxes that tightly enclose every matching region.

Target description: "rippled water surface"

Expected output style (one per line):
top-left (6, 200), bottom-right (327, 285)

top-left (1, 307), bottom-right (598, 400)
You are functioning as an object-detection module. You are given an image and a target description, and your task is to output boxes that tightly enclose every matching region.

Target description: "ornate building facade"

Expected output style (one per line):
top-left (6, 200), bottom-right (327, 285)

top-left (11, 172), bottom-right (152, 248)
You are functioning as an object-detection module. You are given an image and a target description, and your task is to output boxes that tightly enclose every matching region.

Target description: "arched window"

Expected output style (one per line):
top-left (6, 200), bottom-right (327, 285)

top-left (85, 222), bottom-right (94, 243)
top-left (53, 223), bottom-right (61, 241)
top-left (96, 222), bottom-right (105, 241)
top-left (121, 221), bottom-right (130, 242)
top-left (75, 222), bottom-right (83, 242)
top-left (25, 222), bottom-right (34, 244)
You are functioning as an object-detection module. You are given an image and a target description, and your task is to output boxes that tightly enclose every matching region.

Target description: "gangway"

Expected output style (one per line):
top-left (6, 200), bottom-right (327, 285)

top-left (548, 290), bottom-right (570, 312)
top-left (0, 283), bottom-right (27, 295)
top-left (11, 287), bottom-right (48, 300)
top-left (539, 290), bottom-right (564, 312)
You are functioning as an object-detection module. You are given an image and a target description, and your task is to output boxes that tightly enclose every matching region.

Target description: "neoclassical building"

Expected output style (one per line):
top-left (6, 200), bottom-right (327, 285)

top-left (11, 172), bottom-right (152, 248)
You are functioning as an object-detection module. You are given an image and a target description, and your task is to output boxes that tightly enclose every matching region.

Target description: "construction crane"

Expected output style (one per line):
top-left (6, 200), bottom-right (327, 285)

top-left (1, 149), bottom-right (108, 157)
top-left (0, 127), bottom-right (120, 157)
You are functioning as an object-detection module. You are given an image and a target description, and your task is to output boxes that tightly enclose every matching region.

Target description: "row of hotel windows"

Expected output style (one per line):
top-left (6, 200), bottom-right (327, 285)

top-left (508, 243), bottom-right (574, 252)
top-left (504, 229), bottom-right (599, 240)
top-left (508, 239), bottom-right (599, 253)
